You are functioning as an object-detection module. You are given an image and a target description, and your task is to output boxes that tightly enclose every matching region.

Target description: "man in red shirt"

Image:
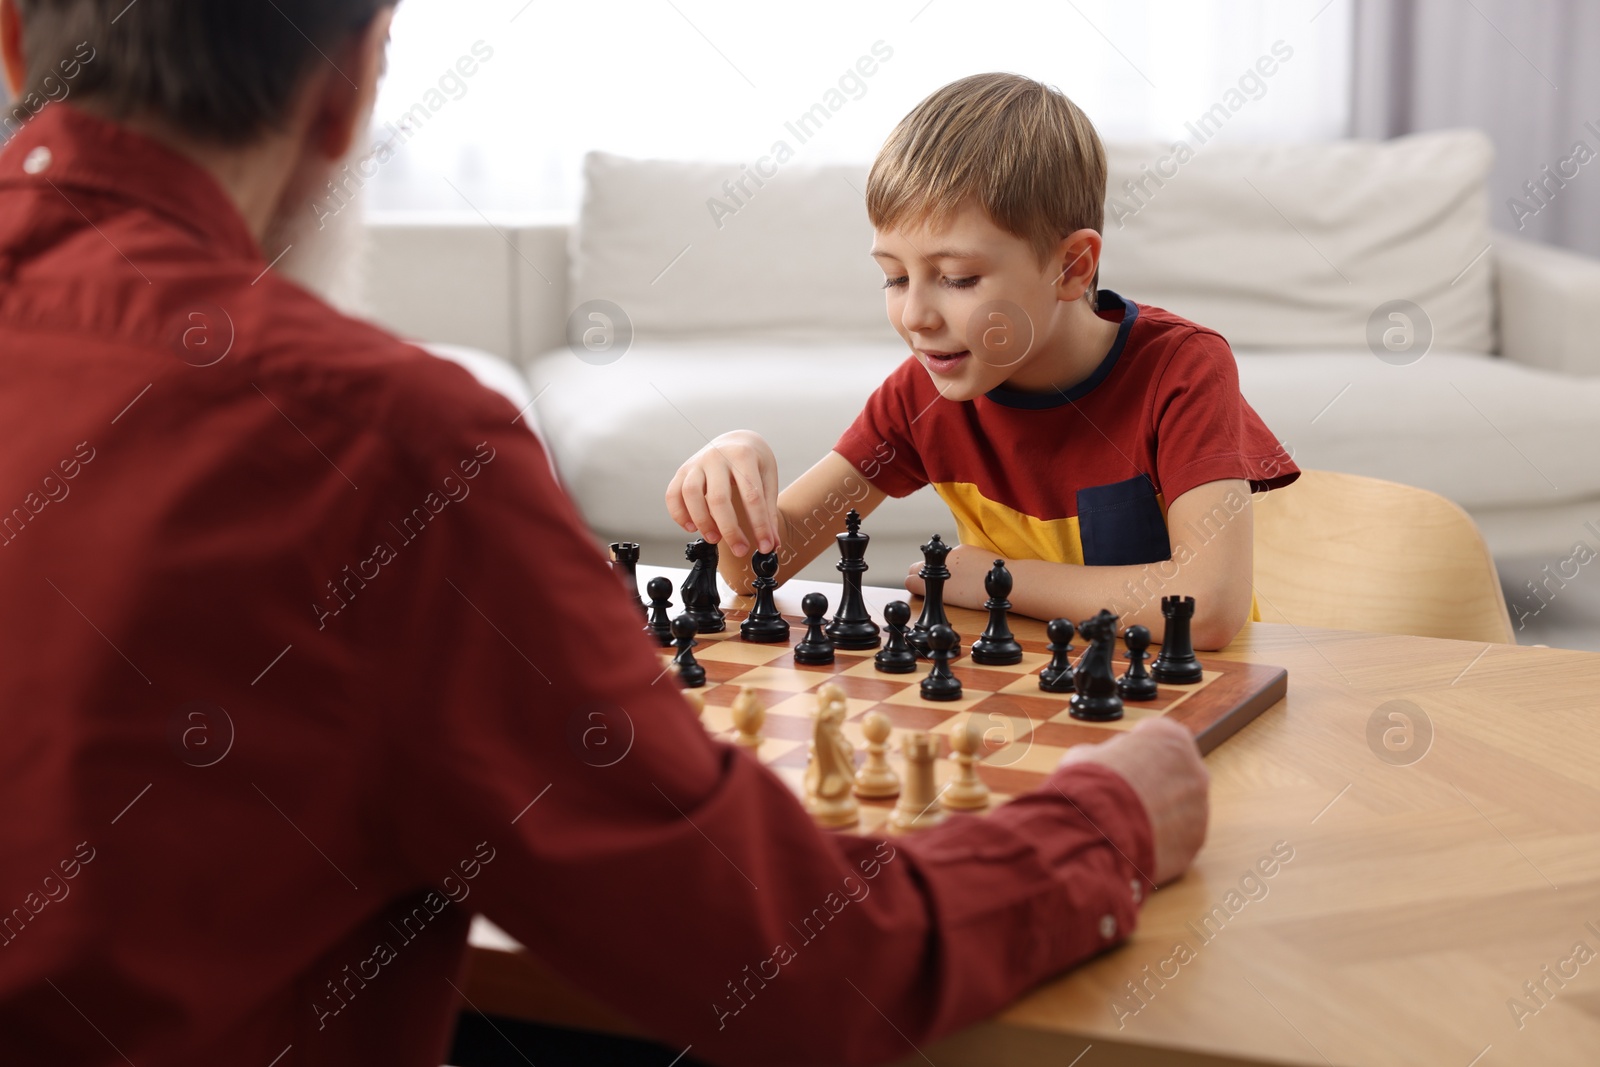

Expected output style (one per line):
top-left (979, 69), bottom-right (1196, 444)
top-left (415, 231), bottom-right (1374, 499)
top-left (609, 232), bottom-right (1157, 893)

top-left (0, 3), bottom-right (1209, 1066)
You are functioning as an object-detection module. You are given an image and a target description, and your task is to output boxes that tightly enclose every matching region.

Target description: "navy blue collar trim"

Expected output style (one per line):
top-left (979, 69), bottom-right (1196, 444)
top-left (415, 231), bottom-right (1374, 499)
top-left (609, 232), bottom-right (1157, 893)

top-left (983, 290), bottom-right (1139, 410)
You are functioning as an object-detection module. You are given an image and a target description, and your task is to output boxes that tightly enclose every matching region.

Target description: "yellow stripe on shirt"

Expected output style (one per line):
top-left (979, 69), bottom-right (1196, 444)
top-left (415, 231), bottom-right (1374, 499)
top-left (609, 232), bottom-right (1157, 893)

top-left (932, 481), bottom-right (1087, 565)
top-left (930, 480), bottom-right (1262, 623)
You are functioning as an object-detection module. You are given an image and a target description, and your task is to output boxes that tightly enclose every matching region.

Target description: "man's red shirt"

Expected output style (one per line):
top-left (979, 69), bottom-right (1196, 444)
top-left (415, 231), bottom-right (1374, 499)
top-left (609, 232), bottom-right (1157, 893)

top-left (0, 106), bottom-right (1155, 1067)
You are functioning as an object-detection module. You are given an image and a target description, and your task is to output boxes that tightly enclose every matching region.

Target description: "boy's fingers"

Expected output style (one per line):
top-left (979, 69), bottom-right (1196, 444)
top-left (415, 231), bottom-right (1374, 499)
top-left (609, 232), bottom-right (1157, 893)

top-left (701, 479), bottom-right (747, 555)
top-left (680, 471), bottom-right (722, 544)
top-left (761, 466), bottom-right (781, 553)
top-left (664, 468), bottom-right (696, 532)
top-left (729, 465), bottom-right (771, 556)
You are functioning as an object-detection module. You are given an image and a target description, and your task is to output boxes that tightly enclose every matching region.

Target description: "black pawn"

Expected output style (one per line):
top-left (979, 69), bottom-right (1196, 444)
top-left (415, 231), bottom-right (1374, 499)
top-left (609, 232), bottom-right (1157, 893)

top-left (1151, 595), bottom-right (1204, 684)
top-left (910, 534), bottom-right (959, 659)
top-left (919, 623), bottom-right (963, 701)
top-left (645, 576), bottom-right (674, 647)
top-left (793, 592), bottom-right (835, 665)
top-left (826, 509), bottom-right (881, 650)
top-left (1039, 618), bottom-right (1077, 693)
top-left (670, 614), bottom-right (705, 688)
top-left (740, 550), bottom-right (790, 643)
top-left (1069, 611), bottom-right (1124, 722)
top-left (874, 600), bottom-right (919, 674)
top-left (681, 539), bottom-right (726, 634)
top-left (970, 559), bottom-right (1023, 666)
top-left (1117, 625), bottom-right (1160, 702)
top-left (609, 541), bottom-right (646, 619)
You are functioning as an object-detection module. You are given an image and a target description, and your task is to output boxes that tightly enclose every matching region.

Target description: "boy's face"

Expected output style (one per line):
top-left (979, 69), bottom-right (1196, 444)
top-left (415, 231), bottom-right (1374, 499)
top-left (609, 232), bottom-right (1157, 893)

top-left (872, 202), bottom-right (1090, 402)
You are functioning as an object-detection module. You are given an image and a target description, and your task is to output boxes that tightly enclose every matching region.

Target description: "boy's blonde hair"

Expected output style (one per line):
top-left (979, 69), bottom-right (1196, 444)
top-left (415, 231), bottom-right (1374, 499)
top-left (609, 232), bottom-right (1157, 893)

top-left (867, 73), bottom-right (1107, 286)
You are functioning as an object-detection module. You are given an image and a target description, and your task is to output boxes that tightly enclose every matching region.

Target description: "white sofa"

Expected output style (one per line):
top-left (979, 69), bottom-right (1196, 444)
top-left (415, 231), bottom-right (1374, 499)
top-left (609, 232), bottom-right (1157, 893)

top-left (363, 132), bottom-right (1600, 582)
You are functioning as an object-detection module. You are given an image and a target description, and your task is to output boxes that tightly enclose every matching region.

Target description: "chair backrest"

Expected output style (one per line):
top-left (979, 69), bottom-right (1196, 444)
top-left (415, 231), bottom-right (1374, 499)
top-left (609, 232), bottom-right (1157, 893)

top-left (1252, 470), bottom-right (1514, 644)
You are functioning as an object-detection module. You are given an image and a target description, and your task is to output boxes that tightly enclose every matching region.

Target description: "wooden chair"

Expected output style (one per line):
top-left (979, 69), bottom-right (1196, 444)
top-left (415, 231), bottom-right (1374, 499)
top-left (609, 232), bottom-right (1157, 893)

top-left (1252, 470), bottom-right (1515, 643)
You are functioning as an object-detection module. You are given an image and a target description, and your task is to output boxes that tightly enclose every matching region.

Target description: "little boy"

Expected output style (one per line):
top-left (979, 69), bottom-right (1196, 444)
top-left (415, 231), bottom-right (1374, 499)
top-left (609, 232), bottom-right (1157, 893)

top-left (666, 72), bottom-right (1298, 650)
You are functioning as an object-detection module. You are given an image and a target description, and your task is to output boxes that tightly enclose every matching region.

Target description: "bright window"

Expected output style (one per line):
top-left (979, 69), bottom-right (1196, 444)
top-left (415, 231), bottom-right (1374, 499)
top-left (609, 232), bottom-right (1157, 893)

top-left (366, 0), bottom-right (1352, 216)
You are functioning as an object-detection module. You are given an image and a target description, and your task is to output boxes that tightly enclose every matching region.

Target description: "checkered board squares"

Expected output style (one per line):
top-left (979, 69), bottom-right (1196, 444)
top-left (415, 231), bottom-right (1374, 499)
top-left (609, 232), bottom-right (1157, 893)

top-left (679, 610), bottom-right (1287, 834)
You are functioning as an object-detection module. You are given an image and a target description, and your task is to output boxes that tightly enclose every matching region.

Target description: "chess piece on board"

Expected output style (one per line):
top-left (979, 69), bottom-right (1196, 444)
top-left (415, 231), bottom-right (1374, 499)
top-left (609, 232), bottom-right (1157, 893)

top-left (1070, 610), bottom-right (1124, 721)
top-left (730, 686), bottom-right (765, 752)
top-left (919, 623), bottom-right (963, 702)
top-left (873, 600), bottom-right (919, 674)
top-left (889, 731), bottom-right (947, 832)
top-left (941, 715), bottom-right (991, 811)
top-left (1039, 617), bottom-right (1077, 693)
top-left (609, 541), bottom-right (646, 619)
top-left (793, 592), bottom-right (836, 665)
top-left (970, 560), bottom-right (1023, 666)
top-left (645, 576), bottom-right (675, 647)
top-left (740, 550), bottom-right (790, 643)
top-left (804, 686), bottom-right (859, 828)
top-left (909, 534), bottom-right (959, 659)
top-left (826, 509), bottom-right (882, 650)
top-left (670, 614), bottom-right (706, 688)
top-left (681, 538), bottom-right (726, 634)
top-left (853, 711), bottom-right (901, 798)
top-left (1117, 625), bottom-right (1160, 702)
top-left (1152, 595), bottom-right (1204, 684)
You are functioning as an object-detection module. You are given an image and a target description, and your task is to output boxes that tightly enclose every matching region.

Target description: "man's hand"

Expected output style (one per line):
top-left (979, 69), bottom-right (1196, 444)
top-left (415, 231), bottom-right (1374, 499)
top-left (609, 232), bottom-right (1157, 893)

top-left (1057, 718), bottom-right (1210, 886)
top-left (904, 544), bottom-right (992, 608)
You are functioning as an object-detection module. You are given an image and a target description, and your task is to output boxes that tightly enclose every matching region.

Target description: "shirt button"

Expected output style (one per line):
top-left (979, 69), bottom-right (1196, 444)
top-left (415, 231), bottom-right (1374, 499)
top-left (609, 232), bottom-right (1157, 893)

top-left (22, 146), bottom-right (52, 174)
top-left (1099, 914), bottom-right (1117, 939)
top-left (1131, 879), bottom-right (1143, 904)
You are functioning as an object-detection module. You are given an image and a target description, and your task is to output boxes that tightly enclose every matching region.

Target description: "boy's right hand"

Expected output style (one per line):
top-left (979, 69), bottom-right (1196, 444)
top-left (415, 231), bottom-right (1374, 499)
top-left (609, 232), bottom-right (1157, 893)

top-left (665, 430), bottom-right (782, 559)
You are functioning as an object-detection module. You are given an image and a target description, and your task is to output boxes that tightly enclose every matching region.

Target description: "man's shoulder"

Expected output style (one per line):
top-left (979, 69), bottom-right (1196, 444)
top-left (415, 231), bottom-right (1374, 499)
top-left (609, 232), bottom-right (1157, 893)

top-left (238, 276), bottom-right (520, 460)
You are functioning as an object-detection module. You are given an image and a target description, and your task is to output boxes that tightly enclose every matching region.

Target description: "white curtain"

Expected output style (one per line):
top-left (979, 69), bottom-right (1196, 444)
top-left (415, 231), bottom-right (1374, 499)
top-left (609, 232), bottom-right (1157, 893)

top-left (366, 0), bottom-right (1353, 216)
top-left (1352, 0), bottom-right (1600, 257)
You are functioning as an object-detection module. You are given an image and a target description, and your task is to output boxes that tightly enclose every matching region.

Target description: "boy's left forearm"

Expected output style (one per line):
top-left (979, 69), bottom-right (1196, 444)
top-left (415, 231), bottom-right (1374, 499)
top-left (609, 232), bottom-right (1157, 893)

top-left (914, 481), bottom-right (1258, 651)
top-left (1001, 556), bottom-right (1249, 651)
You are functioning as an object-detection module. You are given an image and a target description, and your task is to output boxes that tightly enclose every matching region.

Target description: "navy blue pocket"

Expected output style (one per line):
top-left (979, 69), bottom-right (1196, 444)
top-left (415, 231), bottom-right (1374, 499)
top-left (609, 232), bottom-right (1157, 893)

top-left (1077, 476), bottom-right (1172, 566)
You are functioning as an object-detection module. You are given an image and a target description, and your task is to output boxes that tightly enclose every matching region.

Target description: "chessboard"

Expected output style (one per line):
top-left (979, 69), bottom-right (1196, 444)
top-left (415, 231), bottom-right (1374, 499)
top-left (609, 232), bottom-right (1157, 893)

top-left (673, 606), bottom-right (1287, 835)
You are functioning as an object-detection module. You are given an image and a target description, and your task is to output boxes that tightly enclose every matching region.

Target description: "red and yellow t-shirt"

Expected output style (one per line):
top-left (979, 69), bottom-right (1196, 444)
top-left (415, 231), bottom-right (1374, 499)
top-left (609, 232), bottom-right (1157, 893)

top-left (834, 291), bottom-right (1299, 567)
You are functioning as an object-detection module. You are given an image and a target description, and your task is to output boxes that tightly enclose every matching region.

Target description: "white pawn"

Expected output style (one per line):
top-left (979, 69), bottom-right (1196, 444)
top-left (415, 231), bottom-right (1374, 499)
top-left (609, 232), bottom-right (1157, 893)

top-left (889, 731), bottom-right (947, 832)
top-left (941, 715), bottom-right (991, 811)
top-left (730, 686), bottom-right (764, 752)
top-left (853, 711), bottom-right (901, 798)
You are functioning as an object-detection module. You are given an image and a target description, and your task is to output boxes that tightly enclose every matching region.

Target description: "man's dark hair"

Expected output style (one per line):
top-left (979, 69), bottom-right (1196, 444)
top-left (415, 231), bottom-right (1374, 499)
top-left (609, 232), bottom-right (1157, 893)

top-left (15, 0), bottom-right (395, 144)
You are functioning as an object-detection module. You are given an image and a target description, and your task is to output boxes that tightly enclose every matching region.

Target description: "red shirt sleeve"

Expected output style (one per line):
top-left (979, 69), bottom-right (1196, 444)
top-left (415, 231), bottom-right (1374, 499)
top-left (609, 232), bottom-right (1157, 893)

top-left (1153, 331), bottom-right (1300, 502)
top-left (833, 358), bottom-right (931, 498)
top-left (374, 405), bottom-right (1155, 1066)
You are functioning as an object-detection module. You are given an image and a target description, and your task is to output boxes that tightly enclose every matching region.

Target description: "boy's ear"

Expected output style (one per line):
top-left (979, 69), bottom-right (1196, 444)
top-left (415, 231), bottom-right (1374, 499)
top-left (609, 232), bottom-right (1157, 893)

top-left (1053, 228), bottom-right (1103, 302)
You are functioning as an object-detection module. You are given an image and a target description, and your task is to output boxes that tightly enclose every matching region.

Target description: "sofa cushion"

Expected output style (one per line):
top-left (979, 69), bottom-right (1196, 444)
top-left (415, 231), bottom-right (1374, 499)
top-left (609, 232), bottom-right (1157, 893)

top-left (1102, 130), bottom-right (1496, 354)
top-left (1234, 349), bottom-right (1600, 509)
top-left (570, 133), bottom-right (1496, 356)
top-left (571, 152), bottom-right (885, 343)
